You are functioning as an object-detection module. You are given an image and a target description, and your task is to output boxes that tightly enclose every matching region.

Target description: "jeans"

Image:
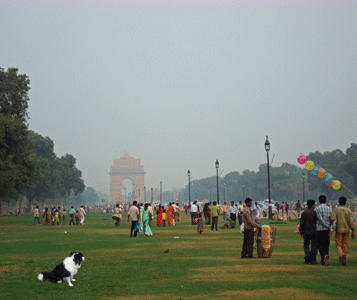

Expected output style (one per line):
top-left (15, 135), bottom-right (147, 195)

top-left (317, 230), bottom-right (330, 263)
top-left (303, 233), bottom-right (318, 263)
top-left (191, 212), bottom-right (197, 225)
top-left (205, 216), bottom-right (211, 225)
top-left (211, 216), bottom-right (218, 231)
top-left (130, 221), bottom-right (138, 237)
top-left (69, 214), bottom-right (75, 225)
top-left (33, 217), bottom-right (41, 225)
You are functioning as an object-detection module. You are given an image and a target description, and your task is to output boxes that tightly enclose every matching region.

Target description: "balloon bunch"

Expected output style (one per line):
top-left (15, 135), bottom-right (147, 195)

top-left (297, 154), bottom-right (341, 190)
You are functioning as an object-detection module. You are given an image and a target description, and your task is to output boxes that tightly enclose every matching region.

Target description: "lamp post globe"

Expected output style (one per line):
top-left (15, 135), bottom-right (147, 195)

top-left (215, 159), bottom-right (220, 205)
top-left (187, 170), bottom-right (191, 206)
top-left (265, 136), bottom-right (272, 219)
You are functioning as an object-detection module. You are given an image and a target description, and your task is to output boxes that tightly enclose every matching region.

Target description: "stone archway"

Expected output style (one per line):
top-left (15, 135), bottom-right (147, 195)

top-left (109, 154), bottom-right (145, 203)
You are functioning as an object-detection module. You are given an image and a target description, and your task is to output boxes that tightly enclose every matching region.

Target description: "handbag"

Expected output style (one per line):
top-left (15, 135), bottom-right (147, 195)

top-left (134, 222), bottom-right (140, 232)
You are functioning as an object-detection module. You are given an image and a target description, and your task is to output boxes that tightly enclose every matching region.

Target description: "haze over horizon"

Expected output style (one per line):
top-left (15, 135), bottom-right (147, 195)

top-left (1, 0), bottom-right (356, 195)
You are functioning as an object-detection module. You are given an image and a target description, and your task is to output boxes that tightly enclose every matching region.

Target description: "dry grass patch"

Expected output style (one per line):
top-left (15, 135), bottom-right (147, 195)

top-left (0, 265), bottom-right (21, 274)
top-left (217, 287), bottom-right (334, 300)
top-left (190, 264), bottom-right (305, 273)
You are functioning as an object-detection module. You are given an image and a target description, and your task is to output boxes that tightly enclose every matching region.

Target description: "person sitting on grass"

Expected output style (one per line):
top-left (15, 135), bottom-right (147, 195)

top-left (299, 199), bottom-right (318, 265)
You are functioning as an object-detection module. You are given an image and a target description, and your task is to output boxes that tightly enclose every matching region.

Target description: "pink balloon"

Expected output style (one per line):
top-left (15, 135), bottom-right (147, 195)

top-left (325, 182), bottom-right (333, 187)
top-left (297, 155), bottom-right (307, 164)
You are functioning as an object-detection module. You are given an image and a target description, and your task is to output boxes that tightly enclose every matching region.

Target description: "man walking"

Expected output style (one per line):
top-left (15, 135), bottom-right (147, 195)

top-left (211, 201), bottom-right (219, 231)
top-left (190, 200), bottom-right (198, 225)
top-left (128, 201), bottom-right (140, 237)
top-left (330, 196), bottom-right (355, 266)
top-left (315, 195), bottom-right (333, 266)
top-left (221, 202), bottom-right (228, 220)
top-left (299, 200), bottom-right (318, 264)
top-left (237, 201), bottom-right (244, 226)
top-left (79, 205), bottom-right (86, 225)
top-left (33, 206), bottom-right (41, 225)
top-left (241, 198), bottom-right (261, 258)
top-left (229, 201), bottom-right (238, 225)
top-left (68, 206), bottom-right (76, 225)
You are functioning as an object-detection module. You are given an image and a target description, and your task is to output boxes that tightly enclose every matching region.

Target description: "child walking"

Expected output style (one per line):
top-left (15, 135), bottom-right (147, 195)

top-left (75, 211), bottom-right (80, 225)
top-left (162, 210), bottom-right (167, 227)
top-left (197, 213), bottom-right (204, 234)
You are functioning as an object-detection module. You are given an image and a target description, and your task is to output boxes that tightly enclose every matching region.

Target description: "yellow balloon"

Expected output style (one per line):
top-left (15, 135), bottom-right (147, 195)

top-left (317, 168), bottom-right (326, 178)
top-left (305, 160), bottom-right (314, 171)
top-left (332, 180), bottom-right (341, 190)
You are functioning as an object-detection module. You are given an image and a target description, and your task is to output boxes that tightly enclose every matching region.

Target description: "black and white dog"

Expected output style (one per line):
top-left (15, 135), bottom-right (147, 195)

top-left (37, 252), bottom-right (85, 287)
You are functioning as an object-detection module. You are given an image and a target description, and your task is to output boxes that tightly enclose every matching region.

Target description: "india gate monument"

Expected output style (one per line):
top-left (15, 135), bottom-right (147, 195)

top-left (109, 154), bottom-right (145, 203)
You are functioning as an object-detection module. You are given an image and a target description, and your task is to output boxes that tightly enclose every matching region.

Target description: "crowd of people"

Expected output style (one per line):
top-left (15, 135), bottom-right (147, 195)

top-left (299, 195), bottom-right (355, 266)
top-left (32, 205), bottom-right (87, 226)
top-left (31, 195), bottom-right (356, 266)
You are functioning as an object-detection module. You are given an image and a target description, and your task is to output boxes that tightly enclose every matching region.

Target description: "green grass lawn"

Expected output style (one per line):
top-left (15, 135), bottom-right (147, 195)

top-left (0, 212), bottom-right (356, 300)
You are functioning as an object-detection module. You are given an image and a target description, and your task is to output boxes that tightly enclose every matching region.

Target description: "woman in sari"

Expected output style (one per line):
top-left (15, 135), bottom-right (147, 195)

top-left (167, 203), bottom-right (174, 226)
top-left (140, 203), bottom-right (153, 236)
top-left (156, 205), bottom-right (163, 227)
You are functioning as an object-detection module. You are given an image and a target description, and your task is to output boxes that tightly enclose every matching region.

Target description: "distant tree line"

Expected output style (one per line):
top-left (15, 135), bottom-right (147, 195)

top-left (161, 145), bottom-right (357, 205)
top-left (0, 67), bottom-right (85, 216)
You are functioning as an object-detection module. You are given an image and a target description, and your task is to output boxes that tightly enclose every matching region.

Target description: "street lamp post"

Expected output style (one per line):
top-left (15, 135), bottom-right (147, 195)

top-left (187, 170), bottom-right (191, 206)
top-left (160, 181), bottom-right (162, 204)
top-left (265, 136), bottom-right (272, 219)
top-left (302, 172), bottom-right (305, 204)
top-left (243, 184), bottom-right (245, 201)
top-left (224, 183), bottom-right (226, 203)
top-left (215, 159), bottom-right (220, 205)
top-left (151, 188), bottom-right (153, 203)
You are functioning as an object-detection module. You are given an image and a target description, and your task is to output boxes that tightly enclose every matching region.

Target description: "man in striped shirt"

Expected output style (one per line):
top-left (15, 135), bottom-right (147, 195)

top-left (315, 195), bottom-right (333, 266)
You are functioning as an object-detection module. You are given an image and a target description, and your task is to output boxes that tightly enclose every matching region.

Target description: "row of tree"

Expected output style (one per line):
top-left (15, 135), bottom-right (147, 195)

top-left (157, 144), bottom-right (357, 205)
top-left (0, 67), bottom-right (85, 216)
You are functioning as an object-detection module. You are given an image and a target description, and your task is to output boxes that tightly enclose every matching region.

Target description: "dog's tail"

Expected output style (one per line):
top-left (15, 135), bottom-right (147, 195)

top-left (37, 272), bottom-right (58, 283)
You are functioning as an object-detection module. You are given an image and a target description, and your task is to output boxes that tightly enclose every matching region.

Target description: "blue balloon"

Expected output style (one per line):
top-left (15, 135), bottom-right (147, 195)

top-left (310, 166), bottom-right (319, 177)
top-left (324, 173), bottom-right (333, 183)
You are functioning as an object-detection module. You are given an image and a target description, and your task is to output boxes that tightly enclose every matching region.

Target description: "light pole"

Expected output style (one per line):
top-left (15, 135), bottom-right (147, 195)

top-left (265, 136), bottom-right (272, 219)
top-left (160, 181), bottom-right (162, 204)
top-left (215, 159), bottom-right (220, 205)
top-left (302, 172), bottom-right (305, 204)
top-left (151, 188), bottom-right (153, 203)
top-left (144, 186), bottom-right (146, 203)
top-left (243, 184), bottom-right (245, 201)
top-left (224, 183), bottom-right (226, 203)
top-left (187, 170), bottom-right (191, 206)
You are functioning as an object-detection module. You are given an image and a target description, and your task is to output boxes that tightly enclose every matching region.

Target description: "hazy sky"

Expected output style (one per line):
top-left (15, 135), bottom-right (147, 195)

top-left (1, 0), bottom-right (356, 195)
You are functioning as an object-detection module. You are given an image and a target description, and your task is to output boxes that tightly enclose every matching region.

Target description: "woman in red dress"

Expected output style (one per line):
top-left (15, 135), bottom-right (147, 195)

top-left (156, 205), bottom-right (163, 227)
top-left (167, 203), bottom-right (174, 226)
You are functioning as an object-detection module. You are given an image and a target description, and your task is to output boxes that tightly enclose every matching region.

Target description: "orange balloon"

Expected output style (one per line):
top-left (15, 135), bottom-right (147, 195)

top-left (316, 168), bottom-right (326, 178)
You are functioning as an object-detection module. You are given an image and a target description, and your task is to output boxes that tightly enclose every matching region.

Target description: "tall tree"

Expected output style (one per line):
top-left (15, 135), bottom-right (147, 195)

top-left (0, 68), bottom-right (35, 216)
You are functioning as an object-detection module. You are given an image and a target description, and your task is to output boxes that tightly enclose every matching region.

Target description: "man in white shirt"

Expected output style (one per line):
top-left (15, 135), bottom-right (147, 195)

top-left (190, 201), bottom-right (198, 225)
top-left (229, 201), bottom-right (238, 224)
top-left (252, 202), bottom-right (261, 221)
top-left (127, 201), bottom-right (140, 237)
top-left (33, 206), bottom-right (41, 225)
top-left (79, 205), bottom-right (86, 225)
top-left (237, 201), bottom-right (244, 226)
